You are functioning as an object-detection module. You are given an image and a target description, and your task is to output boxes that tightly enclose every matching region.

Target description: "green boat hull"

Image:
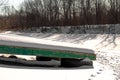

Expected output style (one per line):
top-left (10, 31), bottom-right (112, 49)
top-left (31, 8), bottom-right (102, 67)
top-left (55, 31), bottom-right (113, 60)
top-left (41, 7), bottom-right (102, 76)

top-left (0, 45), bottom-right (96, 60)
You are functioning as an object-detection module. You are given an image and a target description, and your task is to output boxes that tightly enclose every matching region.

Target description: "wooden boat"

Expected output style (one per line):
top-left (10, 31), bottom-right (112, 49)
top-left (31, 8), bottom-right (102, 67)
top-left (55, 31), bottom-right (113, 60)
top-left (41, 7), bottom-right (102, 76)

top-left (0, 34), bottom-right (96, 67)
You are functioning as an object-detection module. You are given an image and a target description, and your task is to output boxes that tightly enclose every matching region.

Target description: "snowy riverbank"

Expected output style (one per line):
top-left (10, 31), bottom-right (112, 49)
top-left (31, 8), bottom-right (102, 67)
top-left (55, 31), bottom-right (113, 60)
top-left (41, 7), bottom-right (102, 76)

top-left (2, 31), bottom-right (120, 51)
top-left (0, 31), bottom-right (120, 80)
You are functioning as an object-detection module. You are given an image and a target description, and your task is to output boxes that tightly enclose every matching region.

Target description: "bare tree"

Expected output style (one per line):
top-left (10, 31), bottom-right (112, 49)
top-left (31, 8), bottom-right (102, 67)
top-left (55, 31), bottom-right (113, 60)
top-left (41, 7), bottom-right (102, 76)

top-left (0, 0), bottom-right (8, 30)
top-left (2, 0), bottom-right (120, 30)
top-left (108, 0), bottom-right (120, 24)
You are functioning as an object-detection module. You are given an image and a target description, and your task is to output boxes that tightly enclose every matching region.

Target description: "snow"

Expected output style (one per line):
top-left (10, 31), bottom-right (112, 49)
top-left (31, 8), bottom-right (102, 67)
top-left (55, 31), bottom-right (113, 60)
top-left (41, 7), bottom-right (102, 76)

top-left (2, 31), bottom-right (120, 51)
top-left (0, 61), bottom-right (117, 80)
top-left (97, 50), bottom-right (120, 80)
top-left (0, 66), bottom-right (93, 80)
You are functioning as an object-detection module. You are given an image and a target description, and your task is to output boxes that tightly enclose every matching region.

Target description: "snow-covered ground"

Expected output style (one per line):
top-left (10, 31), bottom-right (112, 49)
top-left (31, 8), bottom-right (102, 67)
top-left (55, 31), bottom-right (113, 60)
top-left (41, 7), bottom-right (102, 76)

top-left (2, 31), bottom-right (120, 51)
top-left (0, 31), bottom-right (120, 80)
top-left (0, 59), bottom-right (117, 80)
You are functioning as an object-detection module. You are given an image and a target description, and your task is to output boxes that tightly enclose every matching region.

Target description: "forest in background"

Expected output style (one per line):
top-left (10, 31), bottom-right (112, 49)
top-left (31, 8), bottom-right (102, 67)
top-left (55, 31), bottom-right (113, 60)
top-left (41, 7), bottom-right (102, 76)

top-left (0, 0), bottom-right (120, 30)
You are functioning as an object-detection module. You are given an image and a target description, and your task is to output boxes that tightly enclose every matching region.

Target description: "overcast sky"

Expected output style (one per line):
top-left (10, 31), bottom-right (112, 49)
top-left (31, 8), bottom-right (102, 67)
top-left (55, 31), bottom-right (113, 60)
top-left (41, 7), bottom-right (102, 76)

top-left (8, 0), bottom-right (24, 9)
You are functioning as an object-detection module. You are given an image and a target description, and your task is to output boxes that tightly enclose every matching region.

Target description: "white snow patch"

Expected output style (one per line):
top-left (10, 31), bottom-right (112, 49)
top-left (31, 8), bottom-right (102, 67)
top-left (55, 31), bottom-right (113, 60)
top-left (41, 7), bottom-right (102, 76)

top-left (0, 61), bottom-right (117, 80)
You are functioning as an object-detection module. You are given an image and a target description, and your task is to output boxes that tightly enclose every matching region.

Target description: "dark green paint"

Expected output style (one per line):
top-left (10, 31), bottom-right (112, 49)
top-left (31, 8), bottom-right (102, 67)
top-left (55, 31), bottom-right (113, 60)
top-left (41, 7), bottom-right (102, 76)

top-left (0, 45), bottom-right (96, 60)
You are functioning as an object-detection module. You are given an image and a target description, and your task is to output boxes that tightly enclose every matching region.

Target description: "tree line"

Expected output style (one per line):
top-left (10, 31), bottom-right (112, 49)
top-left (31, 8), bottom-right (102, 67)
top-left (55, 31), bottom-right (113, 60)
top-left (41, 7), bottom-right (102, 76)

top-left (0, 0), bottom-right (120, 30)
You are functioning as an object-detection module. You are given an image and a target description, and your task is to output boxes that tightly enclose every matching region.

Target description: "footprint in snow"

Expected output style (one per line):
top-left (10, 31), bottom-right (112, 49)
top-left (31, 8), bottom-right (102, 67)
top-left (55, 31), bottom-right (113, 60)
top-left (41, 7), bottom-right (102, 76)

top-left (99, 69), bottom-right (103, 71)
top-left (88, 78), bottom-right (92, 80)
top-left (90, 74), bottom-right (96, 77)
top-left (97, 72), bottom-right (101, 74)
